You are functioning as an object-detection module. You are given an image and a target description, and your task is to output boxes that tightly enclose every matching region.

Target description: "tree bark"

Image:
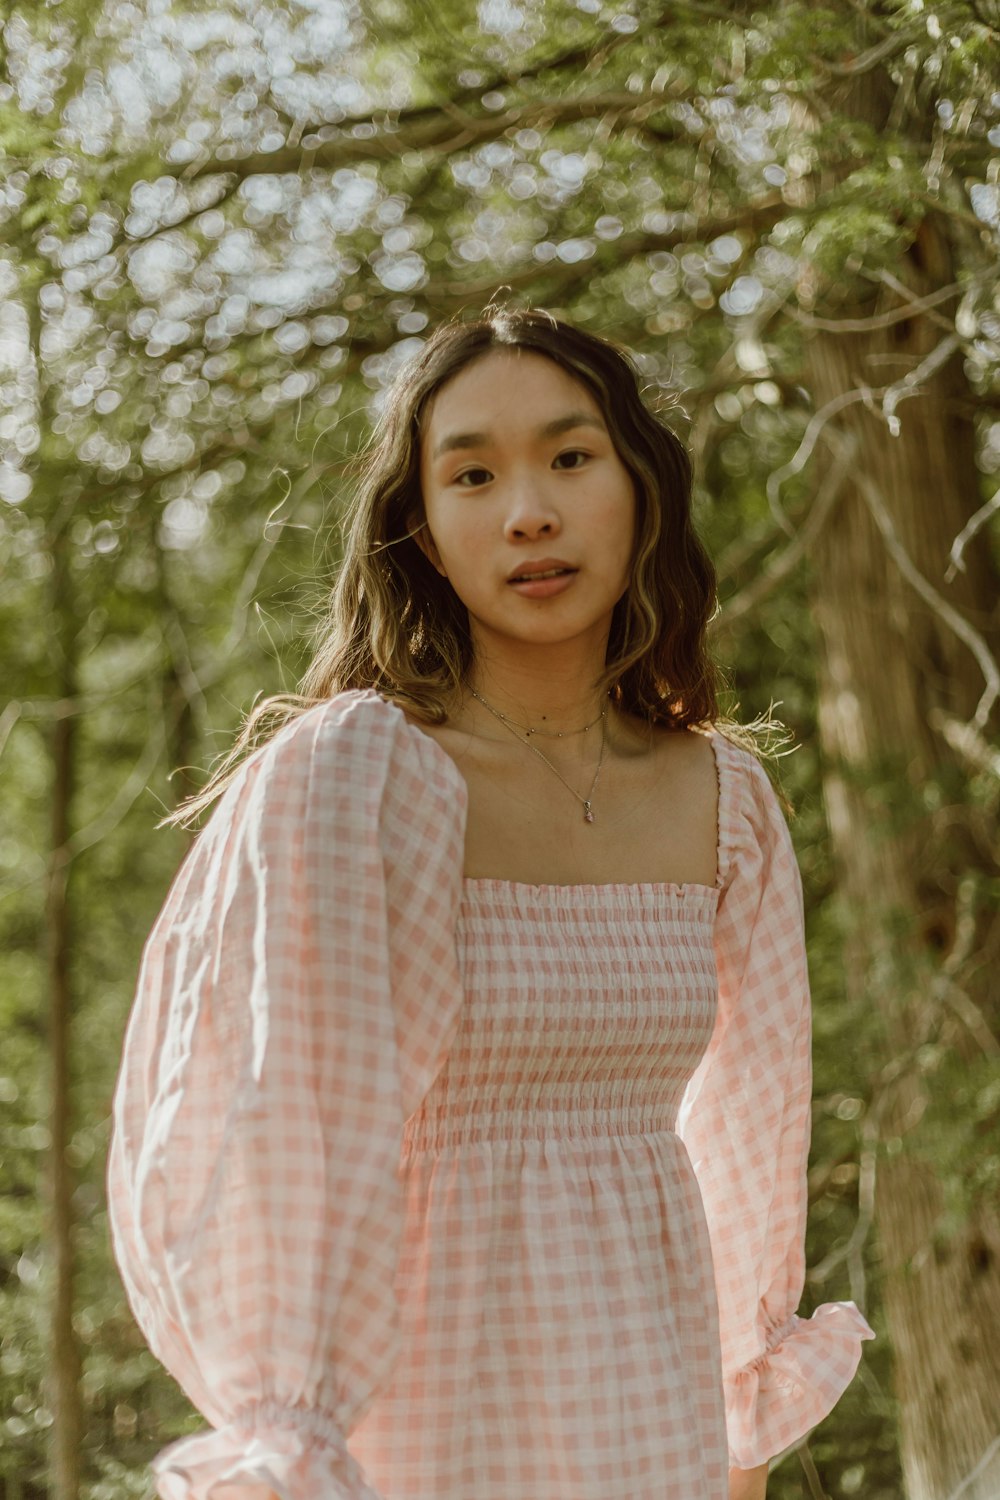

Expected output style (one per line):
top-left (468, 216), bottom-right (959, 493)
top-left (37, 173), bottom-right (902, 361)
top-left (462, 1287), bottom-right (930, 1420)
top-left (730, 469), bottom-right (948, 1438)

top-left (27, 267), bottom-right (84, 1499)
top-left (803, 203), bottom-right (1000, 1500)
top-left (44, 526), bottom-right (83, 1500)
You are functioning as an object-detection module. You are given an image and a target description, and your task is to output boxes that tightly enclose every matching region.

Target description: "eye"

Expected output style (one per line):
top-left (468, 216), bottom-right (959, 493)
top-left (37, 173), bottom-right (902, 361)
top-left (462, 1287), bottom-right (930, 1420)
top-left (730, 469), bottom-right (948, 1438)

top-left (553, 449), bottom-right (590, 470)
top-left (454, 466), bottom-right (493, 487)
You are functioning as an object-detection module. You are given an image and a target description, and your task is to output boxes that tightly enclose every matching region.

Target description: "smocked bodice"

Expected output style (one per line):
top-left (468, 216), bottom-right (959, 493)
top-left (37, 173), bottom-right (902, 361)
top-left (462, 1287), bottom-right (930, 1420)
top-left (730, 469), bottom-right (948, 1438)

top-left (402, 880), bottom-right (721, 1154)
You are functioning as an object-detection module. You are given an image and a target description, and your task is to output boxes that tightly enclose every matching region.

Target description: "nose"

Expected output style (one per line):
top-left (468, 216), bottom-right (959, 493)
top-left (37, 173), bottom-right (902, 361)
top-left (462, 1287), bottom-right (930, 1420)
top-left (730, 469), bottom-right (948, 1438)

top-left (502, 475), bottom-right (561, 542)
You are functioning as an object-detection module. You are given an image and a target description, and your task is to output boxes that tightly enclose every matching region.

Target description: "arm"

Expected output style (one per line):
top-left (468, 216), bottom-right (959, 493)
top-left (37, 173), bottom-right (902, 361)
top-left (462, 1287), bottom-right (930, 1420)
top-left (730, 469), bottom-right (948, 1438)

top-left (678, 742), bottom-right (874, 1471)
top-left (107, 694), bottom-right (466, 1500)
top-left (730, 1462), bottom-right (769, 1500)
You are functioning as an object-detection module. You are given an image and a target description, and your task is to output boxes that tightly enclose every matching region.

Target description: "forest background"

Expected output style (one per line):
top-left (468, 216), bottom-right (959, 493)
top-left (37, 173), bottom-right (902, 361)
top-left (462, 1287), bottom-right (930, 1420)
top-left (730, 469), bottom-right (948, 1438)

top-left (1, 1), bottom-right (998, 1498)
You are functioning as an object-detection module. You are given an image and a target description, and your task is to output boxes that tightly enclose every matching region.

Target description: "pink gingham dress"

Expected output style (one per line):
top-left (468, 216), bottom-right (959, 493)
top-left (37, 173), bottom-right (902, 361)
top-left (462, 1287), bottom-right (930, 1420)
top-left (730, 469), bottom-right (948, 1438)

top-left (107, 688), bottom-right (874, 1500)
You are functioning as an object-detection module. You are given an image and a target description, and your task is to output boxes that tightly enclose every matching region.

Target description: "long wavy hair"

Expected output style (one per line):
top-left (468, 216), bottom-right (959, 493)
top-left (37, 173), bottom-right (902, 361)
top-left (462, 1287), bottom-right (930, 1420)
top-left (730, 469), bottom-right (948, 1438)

top-left (163, 307), bottom-right (790, 829)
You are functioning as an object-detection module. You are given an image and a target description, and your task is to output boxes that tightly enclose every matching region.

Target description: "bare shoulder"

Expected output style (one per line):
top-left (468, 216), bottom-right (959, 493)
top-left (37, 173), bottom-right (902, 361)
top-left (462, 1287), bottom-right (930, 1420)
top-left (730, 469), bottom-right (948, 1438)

top-left (393, 702), bottom-right (482, 763)
top-left (394, 704), bottom-right (452, 749)
top-left (622, 713), bottom-right (718, 780)
top-left (614, 713), bottom-right (719, 823)
top-left (396, 705), bottom-right (434, 731)
top-left (657, 724), bottom-right (719, 814)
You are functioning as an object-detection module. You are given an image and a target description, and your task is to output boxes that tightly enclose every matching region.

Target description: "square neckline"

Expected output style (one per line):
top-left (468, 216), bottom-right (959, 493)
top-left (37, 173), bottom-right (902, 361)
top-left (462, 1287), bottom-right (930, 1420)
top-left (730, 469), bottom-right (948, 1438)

top-left (375, 691), bottom-right (727, 899)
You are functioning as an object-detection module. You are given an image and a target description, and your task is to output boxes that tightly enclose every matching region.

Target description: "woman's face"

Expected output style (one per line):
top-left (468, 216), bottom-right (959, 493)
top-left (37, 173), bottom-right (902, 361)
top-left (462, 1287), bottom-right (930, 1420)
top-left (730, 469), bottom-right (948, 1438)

top-left (414, 349), bottom-right (636, 652)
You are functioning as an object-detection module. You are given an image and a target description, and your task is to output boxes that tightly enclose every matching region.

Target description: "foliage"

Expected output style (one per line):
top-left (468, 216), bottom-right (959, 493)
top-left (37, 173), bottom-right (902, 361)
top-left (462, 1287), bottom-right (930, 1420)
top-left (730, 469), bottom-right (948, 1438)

top-left (1, 0), bottom-right (998, 1494)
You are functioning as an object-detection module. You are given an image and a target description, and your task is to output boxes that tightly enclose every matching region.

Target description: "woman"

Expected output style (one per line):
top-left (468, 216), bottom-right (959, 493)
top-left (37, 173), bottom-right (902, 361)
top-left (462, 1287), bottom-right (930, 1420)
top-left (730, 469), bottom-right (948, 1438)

top-left (106, 308), bottom-right (874, 1500)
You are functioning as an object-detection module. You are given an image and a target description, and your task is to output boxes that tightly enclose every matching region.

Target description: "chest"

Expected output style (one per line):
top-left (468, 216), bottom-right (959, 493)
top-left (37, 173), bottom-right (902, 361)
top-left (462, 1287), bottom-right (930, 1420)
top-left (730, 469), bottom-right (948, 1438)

top-left (440, 728), bottom-right (721, 887)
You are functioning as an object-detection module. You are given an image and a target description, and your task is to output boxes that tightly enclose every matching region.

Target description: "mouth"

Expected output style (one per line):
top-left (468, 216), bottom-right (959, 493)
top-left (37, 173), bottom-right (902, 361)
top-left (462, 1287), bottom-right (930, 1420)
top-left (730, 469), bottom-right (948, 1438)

top-left (507, 567), bottom-right (577, 583)
top-left (506, 568), bottom-right (579, 599)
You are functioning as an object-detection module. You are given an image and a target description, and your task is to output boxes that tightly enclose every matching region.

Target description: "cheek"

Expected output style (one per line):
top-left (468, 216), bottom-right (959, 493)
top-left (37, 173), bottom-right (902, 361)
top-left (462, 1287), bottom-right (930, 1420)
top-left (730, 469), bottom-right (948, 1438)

top-left (623, 492), bottom-right (638, 559)
top-left (599, 474), bottom-right (637, 564)
top-left (429, 504), bottom-right (490, 582)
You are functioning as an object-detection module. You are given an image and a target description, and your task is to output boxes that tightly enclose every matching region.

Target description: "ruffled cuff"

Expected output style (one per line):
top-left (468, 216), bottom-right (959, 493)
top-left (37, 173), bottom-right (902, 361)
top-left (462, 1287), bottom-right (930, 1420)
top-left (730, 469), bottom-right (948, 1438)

top-left (151, 1401), bottom-right (386, 1500)
top-left (725, 1302), bottom-right (876, 1470)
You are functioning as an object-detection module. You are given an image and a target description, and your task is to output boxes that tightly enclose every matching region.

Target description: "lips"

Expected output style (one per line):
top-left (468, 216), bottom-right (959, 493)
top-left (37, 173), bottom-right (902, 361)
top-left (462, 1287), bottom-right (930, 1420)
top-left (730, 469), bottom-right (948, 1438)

top-left (507, 558), bottom-right (578, 583)
top-left (507, 570), bottom-right (578, 600)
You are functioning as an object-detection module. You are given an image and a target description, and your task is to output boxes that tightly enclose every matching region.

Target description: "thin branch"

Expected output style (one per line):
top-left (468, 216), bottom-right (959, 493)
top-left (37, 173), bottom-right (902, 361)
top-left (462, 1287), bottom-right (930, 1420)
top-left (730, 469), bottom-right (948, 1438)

top-left (787, 278), bottom-right (964, 334)
top-left (64, 686), bottom-right (167, 859)
top-left (877, 331), bottom-right (962, 433)
top-left (940, 977), bottom-right (1000, 1059)
top-left (803, 924), bottom-right (987, 1307)
top-left (419, 196), bottom-right (788, 304)
top-left (356, 1), bottom-right (681, 116)
top-left (807, 1103), bottom-right (878, 1309)
top-left (0, 645), bottom-right (166, 733)
top-left (712, 435), bottom-right (853, 635)
top-left (765, 384), bottom-right (882, 538)
top-left (943, 1434), bottom-right (1000, 1500)
top-left (913, 187), bottom-right (1000, 236)
top-left (0, 698), bottom-right (22, 763)
top-left (945, 485), bottom-right (1000, 582)
top-left (805, 16), bottom-right (927, 79)
top-left (105, 0), bottom-right (777, 206)
top-left (927, 874), bottom-right (1000, 1071)
top-left (213, 462), bottom-right (320, 667)
top-left (162, 608), bottom-right (212, 735)
top-left (1, 683), bottom-right (167, 908)
top-left (116, 89), bottom-right (673, 196)
top-left (114, 176), bottom-right (243, 265)
top-left (923, 100), bottom-right (950, 198)
top-left (928, 709), bottom-right (1000, 779)
top-left (855, 470), bottom-right (1000, 731)
top-left (795, 1439), bottom-right (830, 1500)
top-left (848, 1111), bottom-right (878, 1311)
top-left (764, 328), bottom-right (968, 538)
top-left (687, 0), bottom-right (758, 22)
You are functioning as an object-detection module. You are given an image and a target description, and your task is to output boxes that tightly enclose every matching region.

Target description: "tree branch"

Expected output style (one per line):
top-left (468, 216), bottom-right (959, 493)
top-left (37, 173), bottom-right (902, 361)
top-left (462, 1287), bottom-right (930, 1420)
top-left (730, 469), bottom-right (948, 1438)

top-left (173, 90), bottom-right (674, 184)
top-left (764, 383), bottom-right (880, 538)
top-left (876, 329), bottom-right (962, 432)
top-left (945, 485), bottom-right (1000, 583)
top-left (805, 16), bottom-right (928, 79)
top-left (417, 195), bottom-right (788, 304)
top-left (786, 277), bottom-right (964, 334)
top-left (854, 469), bottom-right (1000, 731)
top-left (711, 433), bottom-right (853, 635)
top-left (941, 1433), bottom-right (1000, 1500)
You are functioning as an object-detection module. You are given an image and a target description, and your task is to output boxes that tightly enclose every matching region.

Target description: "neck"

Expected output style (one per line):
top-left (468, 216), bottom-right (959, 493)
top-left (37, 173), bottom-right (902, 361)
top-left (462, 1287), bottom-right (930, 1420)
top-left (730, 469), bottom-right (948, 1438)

top-left (464, 644), bottom-right (609, 738)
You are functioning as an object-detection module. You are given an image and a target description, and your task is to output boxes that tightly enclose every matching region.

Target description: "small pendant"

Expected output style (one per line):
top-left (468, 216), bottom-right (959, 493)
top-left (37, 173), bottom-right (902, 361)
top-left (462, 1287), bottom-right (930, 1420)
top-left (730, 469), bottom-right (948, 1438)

top-left (583, 802), bottom-right (594, 823)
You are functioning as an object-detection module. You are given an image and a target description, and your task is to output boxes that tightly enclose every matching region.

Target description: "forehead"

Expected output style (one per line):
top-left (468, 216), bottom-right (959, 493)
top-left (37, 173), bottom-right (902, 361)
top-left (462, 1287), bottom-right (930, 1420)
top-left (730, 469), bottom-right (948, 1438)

top-left (422, 348), bottom-right (602, 433)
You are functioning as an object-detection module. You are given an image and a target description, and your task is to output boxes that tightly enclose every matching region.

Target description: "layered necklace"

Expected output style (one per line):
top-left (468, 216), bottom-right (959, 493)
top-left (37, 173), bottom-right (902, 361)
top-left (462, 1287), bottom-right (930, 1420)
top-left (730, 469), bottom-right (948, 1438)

top-left (468, 687), bottom-right (610, 824)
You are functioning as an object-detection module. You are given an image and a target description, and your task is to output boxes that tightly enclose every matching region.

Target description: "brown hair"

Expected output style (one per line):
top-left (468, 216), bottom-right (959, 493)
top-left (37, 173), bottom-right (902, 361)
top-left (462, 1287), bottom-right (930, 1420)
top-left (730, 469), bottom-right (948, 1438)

top-left (162, 307), bottom-right (789, 829)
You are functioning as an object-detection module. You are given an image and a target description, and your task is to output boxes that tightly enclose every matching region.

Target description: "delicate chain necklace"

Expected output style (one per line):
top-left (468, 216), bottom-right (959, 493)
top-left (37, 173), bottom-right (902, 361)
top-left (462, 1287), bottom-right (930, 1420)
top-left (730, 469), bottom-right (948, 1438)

top-left (469, 687), bottom-right (608, 824)
top-left (467, 698), bottom-right (606, 739)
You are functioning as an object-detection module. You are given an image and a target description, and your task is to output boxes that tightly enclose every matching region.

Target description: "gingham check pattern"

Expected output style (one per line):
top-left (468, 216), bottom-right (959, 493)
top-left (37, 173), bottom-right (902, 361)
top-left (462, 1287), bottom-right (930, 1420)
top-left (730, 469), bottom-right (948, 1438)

top-left (106, 689), bottom-right (873, 1499)
top-left (677, 740), bottom-right (875, 1467)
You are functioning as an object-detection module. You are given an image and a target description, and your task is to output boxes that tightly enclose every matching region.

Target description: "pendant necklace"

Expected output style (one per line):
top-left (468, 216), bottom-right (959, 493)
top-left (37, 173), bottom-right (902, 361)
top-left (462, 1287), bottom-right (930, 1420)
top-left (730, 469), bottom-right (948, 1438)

top-left (468, 688), bottom-right (608, 824)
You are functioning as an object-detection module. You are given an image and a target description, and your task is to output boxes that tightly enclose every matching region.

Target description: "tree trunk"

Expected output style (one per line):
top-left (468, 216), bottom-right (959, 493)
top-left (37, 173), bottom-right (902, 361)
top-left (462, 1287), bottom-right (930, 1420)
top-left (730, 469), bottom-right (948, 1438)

top-left (803, 200), bottom-right (1000, 1499)
top-left (44, 524), bottom-right (83, 1500)
top-left (27, 262), bottom-right (84, 1497)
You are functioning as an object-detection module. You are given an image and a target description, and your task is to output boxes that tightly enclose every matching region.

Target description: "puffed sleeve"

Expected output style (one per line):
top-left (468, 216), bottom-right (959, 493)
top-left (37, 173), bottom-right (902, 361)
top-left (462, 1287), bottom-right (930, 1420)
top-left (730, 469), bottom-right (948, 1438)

top-left (677, 739), bottom-right (875, 1471)
top-left (106, 689), bottom-right (467, 1500)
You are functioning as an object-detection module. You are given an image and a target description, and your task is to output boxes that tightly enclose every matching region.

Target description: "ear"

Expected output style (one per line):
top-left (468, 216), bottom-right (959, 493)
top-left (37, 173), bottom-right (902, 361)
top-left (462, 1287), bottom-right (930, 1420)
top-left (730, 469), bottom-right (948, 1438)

top-left (406, 509), bottom-right (448, 577)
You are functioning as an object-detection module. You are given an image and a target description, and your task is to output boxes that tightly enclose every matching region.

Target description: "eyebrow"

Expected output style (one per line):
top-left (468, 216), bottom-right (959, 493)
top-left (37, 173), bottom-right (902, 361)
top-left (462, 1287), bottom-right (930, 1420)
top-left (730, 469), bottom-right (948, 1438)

top-left (431, 411), bottom-right (607, 462)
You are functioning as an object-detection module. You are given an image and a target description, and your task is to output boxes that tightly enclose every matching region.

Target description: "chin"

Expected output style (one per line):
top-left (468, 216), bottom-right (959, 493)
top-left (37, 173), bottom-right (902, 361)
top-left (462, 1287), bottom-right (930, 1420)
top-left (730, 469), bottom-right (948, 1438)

top-left (500, 622), bottom-right (603, 654)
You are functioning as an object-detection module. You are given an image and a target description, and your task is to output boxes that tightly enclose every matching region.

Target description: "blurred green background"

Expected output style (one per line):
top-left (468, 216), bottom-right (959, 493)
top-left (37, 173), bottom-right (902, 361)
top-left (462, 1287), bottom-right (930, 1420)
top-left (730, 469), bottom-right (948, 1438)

top-left (1, 1), bottom-right (998, 1497)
